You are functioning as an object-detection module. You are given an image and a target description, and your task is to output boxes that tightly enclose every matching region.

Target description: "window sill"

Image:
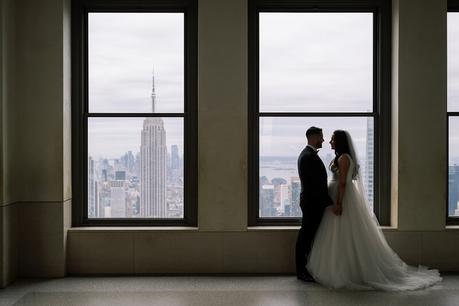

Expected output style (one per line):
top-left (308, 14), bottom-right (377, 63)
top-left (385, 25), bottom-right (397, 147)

top-left (68, 227), bottom-right (199, 233)
top-left (247, 226), bottom-right (398, 231)
top-left (248, 226), bottom-right (299, 231)
top-left (68, 226), bottom-right (398, 233)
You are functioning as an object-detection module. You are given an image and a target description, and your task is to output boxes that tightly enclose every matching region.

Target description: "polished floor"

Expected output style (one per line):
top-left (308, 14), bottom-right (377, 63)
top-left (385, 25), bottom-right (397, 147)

top-left (0, 275), bottom-right (458, 306)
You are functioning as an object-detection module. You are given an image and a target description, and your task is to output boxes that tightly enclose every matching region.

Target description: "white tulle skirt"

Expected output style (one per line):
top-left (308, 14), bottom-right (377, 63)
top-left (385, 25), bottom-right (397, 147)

top-left (306, 180), bottom-right (442, 291)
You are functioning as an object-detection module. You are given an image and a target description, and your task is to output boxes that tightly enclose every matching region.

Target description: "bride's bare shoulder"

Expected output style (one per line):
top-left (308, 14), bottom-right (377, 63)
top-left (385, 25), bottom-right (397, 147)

top-left (338, 153), bottom-right (351, 161)
top-left (337, 154), bottom-right (351, 166)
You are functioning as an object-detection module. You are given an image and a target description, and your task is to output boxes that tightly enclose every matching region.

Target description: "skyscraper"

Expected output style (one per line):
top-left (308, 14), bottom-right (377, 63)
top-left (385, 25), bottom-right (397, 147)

top-left (290, 177), bottom-right (301, 217)
top-left (140, 71), bottom-right (167, 217)
top-left (171, 145), bottom-right (180, 170)
top-left (121, 151), bottom-right (135, 173)
top-left (88, 157), bottom-right (97, 217)
top-left (274, 183), bottom-right (289, 214)
top-left (115, 171), bottom-right (126, 181)
top-left (449, 165), bottom-right (459, 216)
top-left (260, 184), bottom-right (275, 217)
top-left (365, 117), bottom-right (374, 211)
top-left (110, 180), bottom-right (126, 218)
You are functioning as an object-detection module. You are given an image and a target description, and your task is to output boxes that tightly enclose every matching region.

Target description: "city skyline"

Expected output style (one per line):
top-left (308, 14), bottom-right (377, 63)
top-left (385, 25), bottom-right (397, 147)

top-left (85, 11), bottom-right (459, 219)
top-left (450, 165), bottom-right (459, 216)
top-left (88, 146), bottom-right (184, 218)
top-left (88, 70), bottom-right (184, 219)
top-left (449, 13), bottom-right (459, 217)
top-left (258, 118), bottom-right (374, 217)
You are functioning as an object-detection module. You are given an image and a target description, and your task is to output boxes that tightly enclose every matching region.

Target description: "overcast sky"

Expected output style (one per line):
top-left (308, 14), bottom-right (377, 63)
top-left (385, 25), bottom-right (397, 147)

top-left (88, 12), bottom-right (459, 162)
top-left (89, 13), bottom-right (184, 113)
top-left (259, 12), bottom-right (373, 158)
top-left (448, 13), bottom-right (459, 164)
top-left (260, 13), bottom-right (373, 113)
top-left (88, 13), bottom-right (184, 159)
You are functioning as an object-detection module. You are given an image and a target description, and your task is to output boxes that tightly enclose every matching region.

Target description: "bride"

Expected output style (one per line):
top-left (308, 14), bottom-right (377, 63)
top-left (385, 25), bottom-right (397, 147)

top-left (306, 130), bottom-right (442, 291)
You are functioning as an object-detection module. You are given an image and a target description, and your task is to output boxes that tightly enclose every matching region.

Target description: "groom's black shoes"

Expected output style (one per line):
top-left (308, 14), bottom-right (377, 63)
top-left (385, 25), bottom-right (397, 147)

top-left (297, 271), bottom-right (315, 283)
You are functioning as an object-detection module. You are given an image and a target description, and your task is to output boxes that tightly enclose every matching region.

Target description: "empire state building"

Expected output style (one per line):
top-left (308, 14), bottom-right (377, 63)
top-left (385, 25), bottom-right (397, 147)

top-left (140, 72), bottom-right (167, 217)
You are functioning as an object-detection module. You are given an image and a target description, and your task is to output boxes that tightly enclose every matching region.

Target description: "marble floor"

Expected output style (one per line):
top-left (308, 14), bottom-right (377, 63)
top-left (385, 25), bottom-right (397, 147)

top-left (0, 275), bottom-right (458, 306)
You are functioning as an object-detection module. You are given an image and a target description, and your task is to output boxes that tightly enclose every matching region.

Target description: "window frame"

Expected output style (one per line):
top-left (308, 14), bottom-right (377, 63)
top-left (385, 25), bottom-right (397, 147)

top-left (71, 0), bottom-right (198, 226)
top-left (447, 1), bottom-right (459, 226)
top-left (248, 0), bottom-right (392, 226)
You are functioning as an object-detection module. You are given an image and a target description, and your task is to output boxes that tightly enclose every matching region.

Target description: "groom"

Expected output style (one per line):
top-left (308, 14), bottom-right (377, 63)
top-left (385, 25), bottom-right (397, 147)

top-left (296, 126), bottom-right (334, 282)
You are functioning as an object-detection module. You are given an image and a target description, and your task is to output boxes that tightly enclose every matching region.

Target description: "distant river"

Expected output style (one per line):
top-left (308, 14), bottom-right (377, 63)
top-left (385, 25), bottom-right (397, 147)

top-left (259, 156), bottom-right (299, 181)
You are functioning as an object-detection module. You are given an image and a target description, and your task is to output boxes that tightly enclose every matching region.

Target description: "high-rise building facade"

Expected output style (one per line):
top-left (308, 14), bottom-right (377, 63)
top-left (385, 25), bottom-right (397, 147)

top-left (121, 151), bottom-right (136, 173)
top-left (171, 145), bottom-right (180, 170)
top-left (115, 171), bottom-right (126, 181)
top-left (88, 157), bottom-right (98, 217)
top-left (110, 180), bottom-right (126, 217)
top-left (290, 177), bottom-right (301, 217)
top-left (274, 183), bottom-right (289, 214)
top-left (365, 117), bottom-right (374, 210)
top-left (140, 72), bottom-right (167, 217)
top-left (260, 184), bottom-right (275, 216)
top-left (449, 165), bottom-right (459, 216)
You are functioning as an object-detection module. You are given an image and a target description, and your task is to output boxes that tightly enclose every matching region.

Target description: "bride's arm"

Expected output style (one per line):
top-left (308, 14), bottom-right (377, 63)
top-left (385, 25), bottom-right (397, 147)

top-left (334, 154), bottom-right (350, 215)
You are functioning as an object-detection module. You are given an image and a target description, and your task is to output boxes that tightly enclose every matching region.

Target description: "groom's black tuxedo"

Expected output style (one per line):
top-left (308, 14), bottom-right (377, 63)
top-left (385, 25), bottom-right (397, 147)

top-left (296, 145), bottom-right (334, 277)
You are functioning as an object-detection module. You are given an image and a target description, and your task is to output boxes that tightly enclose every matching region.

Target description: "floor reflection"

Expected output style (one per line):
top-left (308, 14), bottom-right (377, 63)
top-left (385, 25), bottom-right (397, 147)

top-left (12, 287), bottom-right (453, 306)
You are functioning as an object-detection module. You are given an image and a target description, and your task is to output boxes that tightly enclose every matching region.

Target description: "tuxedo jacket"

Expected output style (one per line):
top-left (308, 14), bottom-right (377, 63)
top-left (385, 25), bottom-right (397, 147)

top-left (297, 146), bottom-right (334, 216)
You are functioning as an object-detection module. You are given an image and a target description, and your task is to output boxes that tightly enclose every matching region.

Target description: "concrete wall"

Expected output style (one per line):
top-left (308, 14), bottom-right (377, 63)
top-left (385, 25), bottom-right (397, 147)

top-left (12, 0), bottom-right (72, 278)
top-left (0, 0), bottom-right (71, 287)
top-left (198, 0), bottom-right (248, 232)
top-left (0, 0), bottom-right (17, 288)
top-left (1, 0), bottom-right (459, 286)
top-left (394, 0), bottom-right (447, 231)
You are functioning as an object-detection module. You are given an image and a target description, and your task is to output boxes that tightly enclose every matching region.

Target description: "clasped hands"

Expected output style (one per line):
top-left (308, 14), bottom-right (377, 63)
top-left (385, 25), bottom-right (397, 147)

top-left (331, 203), bottom-right (343, 216)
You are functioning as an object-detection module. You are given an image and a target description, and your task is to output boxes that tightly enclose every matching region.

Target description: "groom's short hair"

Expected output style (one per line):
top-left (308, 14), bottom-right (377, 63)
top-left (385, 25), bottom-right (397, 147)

top-left (306, 126), bottom-right (322, 138)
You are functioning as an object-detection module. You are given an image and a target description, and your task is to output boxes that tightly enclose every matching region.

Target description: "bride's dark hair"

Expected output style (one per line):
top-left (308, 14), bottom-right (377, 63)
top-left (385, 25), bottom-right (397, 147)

top-left (333, 130), bottom-right (351, 169)
top-left (333, 130), bottom-right (360, 179)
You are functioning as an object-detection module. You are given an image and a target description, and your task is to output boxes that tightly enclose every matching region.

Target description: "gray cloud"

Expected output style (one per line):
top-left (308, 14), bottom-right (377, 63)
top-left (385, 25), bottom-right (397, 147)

top-left (448, 13), bottom-right (459, 162)
top-left (87, 12), bottom-right (382, 161)
top-left (89, 13), bottom-right (184, 114)
top-left (449, 14), bottom-right (459, 112)
top-left (259, 12), bottom-right (373, 112)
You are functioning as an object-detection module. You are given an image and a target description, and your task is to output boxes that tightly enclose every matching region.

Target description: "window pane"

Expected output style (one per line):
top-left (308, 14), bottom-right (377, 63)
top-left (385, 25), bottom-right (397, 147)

top-left (88, 13), bottom-right (184, 113)
top-left (449, 117), bottom-right (459, 217)
top-left (448, 12), bottom-right (459, 112)
top-left (88, 117), bottom-right (184, 218)
top-left (259, 117), bottom-right (374, 217)
top-left (259, 13), bottom-right (373, 113)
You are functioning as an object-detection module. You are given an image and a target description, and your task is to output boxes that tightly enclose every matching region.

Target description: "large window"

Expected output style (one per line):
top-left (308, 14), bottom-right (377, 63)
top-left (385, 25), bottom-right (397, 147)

top-left (448, 7), bottom-right (459, 224)
top-left (72, 0), bottom-right (197, 226)
top-left (248, 0), bottom-right (391, 226)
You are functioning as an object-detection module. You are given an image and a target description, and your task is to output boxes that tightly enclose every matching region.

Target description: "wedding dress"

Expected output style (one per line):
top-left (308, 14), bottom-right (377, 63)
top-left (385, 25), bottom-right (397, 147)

top-left (306, 134), bottom-right (441, 291)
